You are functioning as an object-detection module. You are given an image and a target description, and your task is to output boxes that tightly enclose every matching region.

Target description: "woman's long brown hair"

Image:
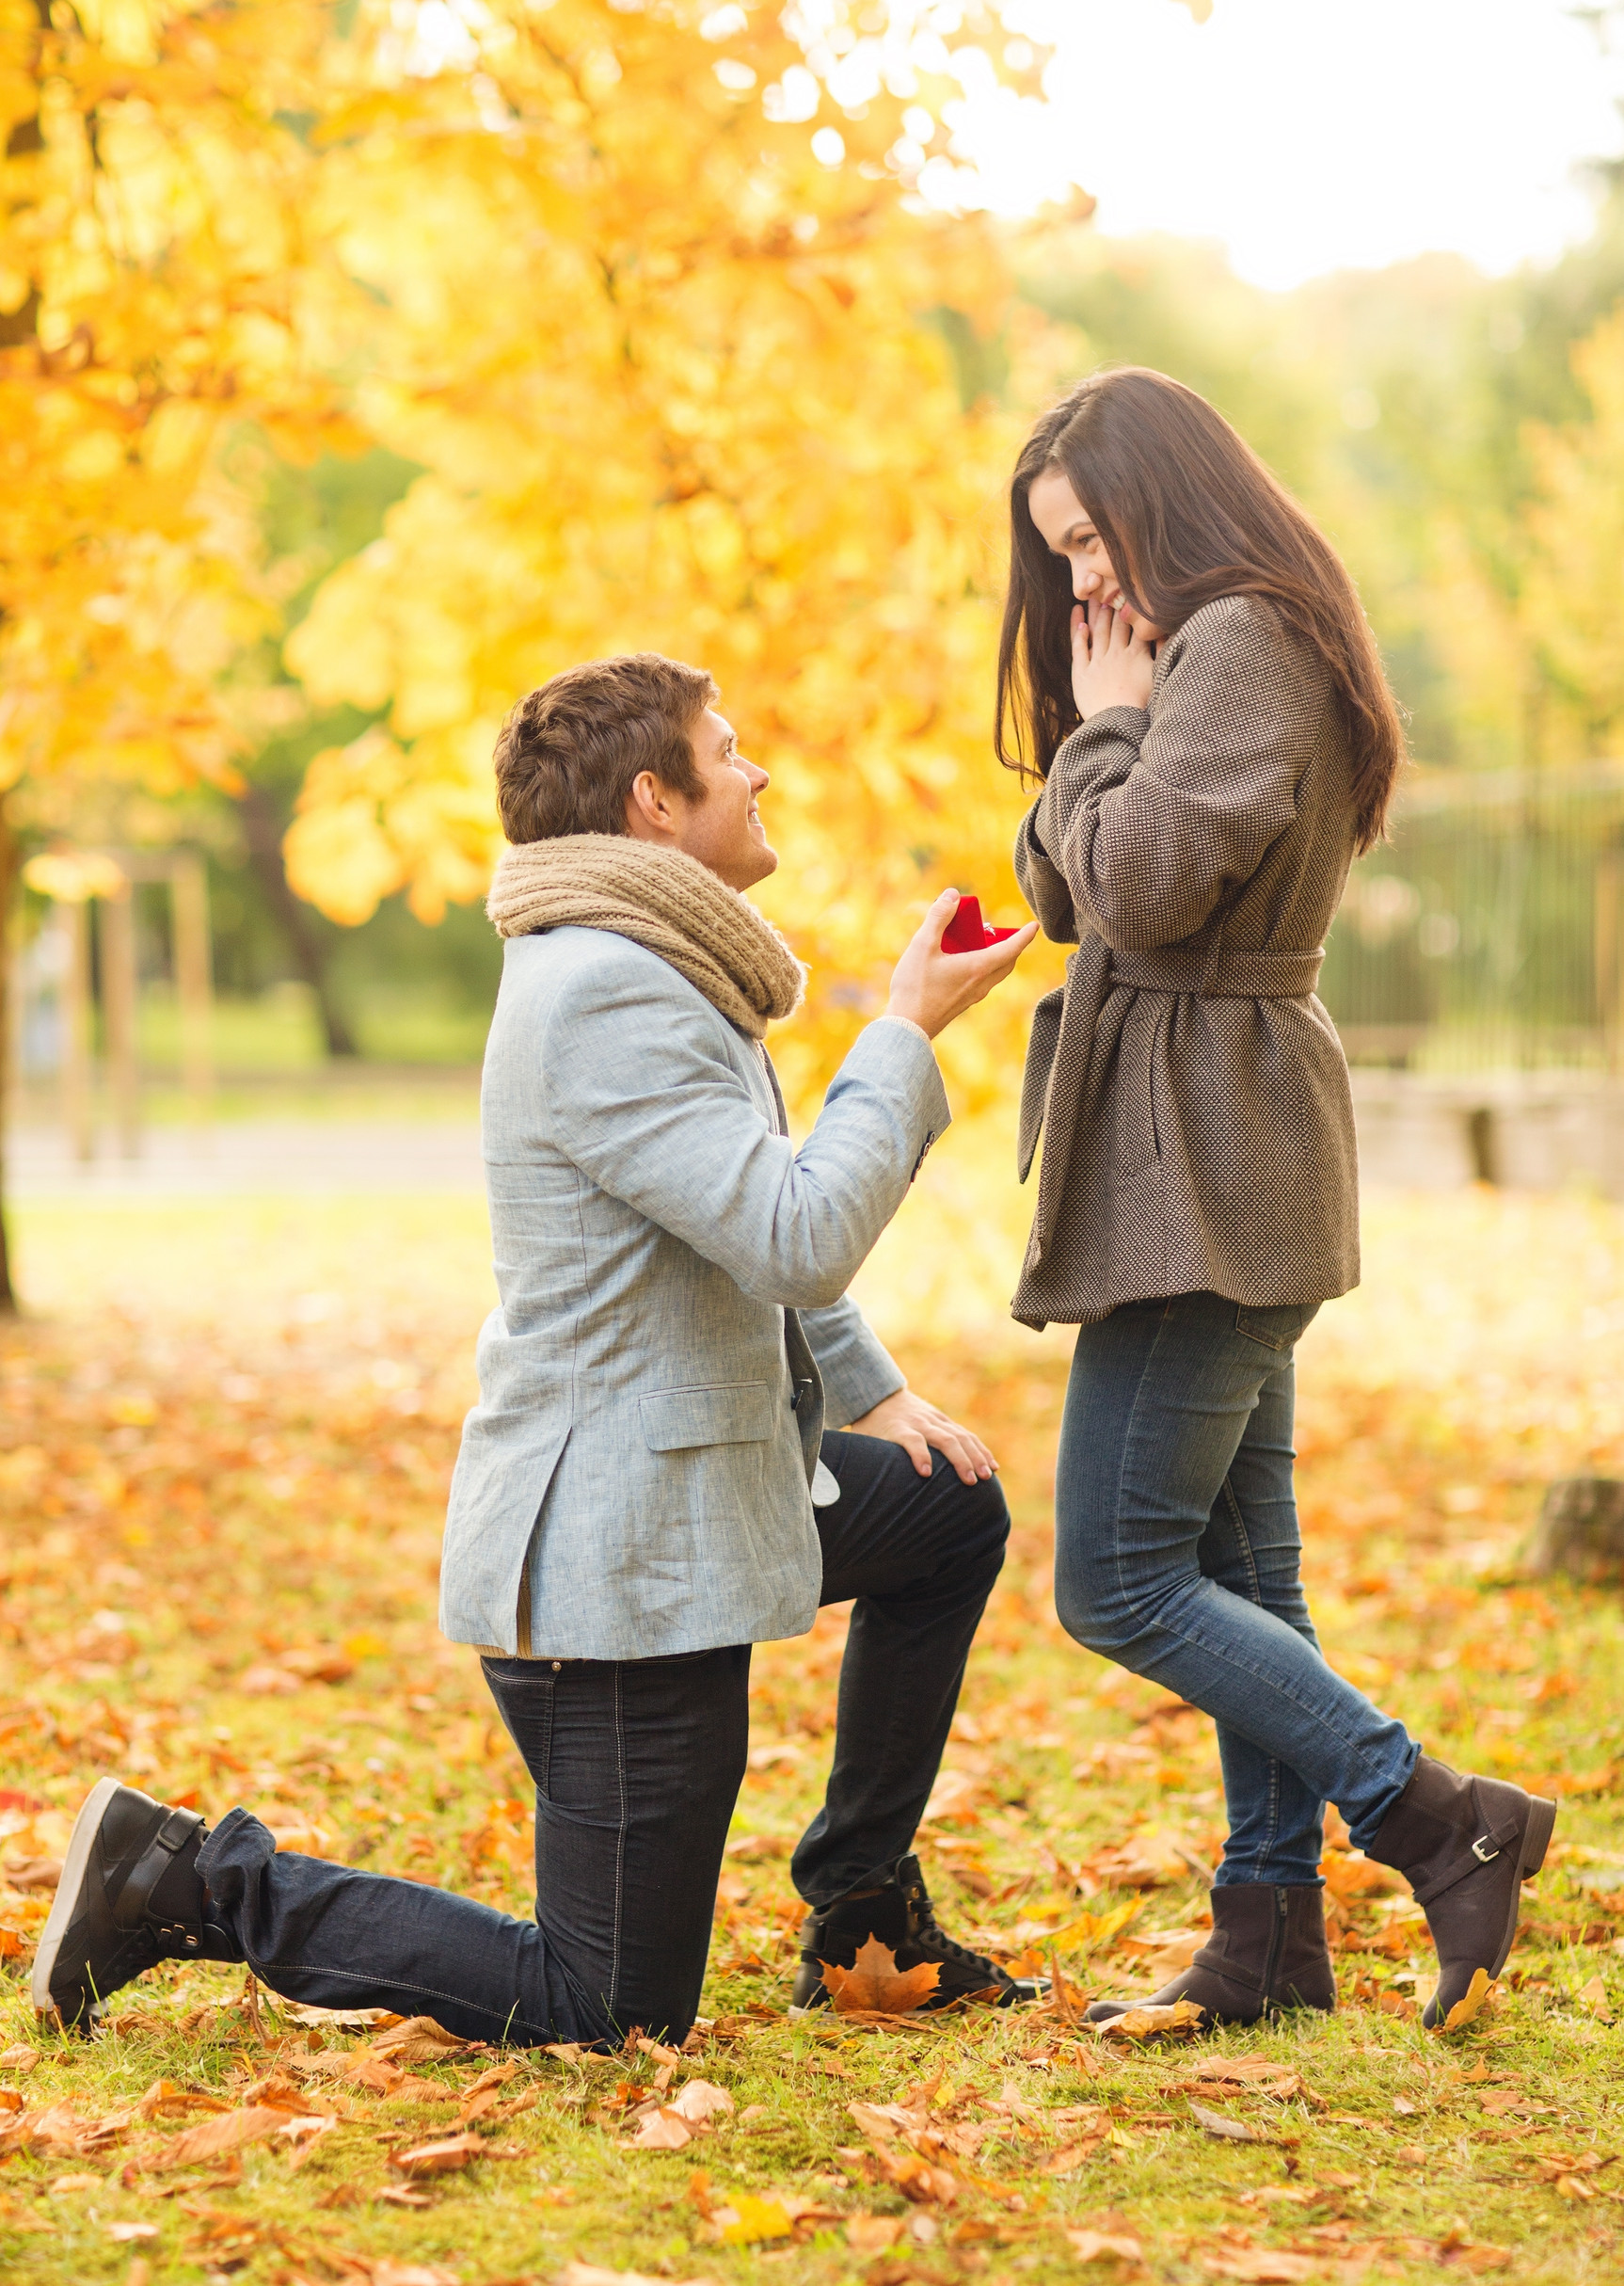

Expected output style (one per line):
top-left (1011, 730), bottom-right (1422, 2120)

top-left (995, 368), bottom-right (1405, 851)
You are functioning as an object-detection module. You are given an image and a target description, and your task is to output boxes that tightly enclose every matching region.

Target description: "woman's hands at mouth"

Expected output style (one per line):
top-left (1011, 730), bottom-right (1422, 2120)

top-left (1071, 599), bottom-right (1155, 720)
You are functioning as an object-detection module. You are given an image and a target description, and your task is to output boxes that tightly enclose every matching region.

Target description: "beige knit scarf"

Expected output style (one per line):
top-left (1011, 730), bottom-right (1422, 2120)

top-left (486, 834), bottom-right (804, 1040)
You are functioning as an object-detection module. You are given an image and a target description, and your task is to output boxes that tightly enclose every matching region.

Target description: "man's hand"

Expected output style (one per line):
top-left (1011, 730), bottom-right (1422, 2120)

top-left (884, 888), bottom-right (1037, 1040)
top-left (845, 1387), bottom-right (996, 1485)
top-left (1071, 599), bottom-right (1155, 720)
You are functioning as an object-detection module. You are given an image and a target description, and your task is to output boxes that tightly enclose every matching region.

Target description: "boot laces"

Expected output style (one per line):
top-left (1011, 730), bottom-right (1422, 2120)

top-left (905, 1888), bottom-right (1004, 1979)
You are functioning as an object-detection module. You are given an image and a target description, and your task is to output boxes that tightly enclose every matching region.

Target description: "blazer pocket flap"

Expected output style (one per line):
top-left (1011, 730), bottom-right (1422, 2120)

top-left (640, 1382), bottom-right (773, 1451)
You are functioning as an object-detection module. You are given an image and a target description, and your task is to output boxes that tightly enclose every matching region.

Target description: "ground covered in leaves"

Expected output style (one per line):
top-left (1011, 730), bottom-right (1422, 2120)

top-left (2, 1188), bottom-right (1624, 2285)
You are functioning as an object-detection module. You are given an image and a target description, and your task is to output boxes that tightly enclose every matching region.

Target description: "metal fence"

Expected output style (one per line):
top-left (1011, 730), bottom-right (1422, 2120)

top-left (1321, 760), bottom-right (1624, 1073)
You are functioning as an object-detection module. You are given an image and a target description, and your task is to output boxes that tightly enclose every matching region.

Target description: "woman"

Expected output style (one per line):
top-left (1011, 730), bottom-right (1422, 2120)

top-left (998, 368), bottom-right (1552, 2031)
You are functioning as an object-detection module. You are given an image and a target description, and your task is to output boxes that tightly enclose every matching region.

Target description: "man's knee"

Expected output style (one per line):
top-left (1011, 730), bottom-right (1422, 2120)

top-left (934, 1456), bottom-right (1011, 1575)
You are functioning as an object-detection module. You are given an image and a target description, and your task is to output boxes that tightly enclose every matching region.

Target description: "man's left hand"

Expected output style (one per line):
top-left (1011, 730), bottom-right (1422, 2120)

top-left (844, 1388), bottom-right (996, 1484)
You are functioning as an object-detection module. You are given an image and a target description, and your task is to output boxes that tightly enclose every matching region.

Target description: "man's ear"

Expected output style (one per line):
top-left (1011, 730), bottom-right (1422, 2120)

top-left (625, 769), bottom-right (677, 842)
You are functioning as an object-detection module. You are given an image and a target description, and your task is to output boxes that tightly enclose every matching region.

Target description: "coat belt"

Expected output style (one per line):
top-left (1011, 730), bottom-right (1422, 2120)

top-left (1107, 944), bottom-right (1325, 998)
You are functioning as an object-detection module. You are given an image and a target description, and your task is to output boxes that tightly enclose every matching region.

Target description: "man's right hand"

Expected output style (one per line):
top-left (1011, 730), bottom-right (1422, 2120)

top-left (884, 889), bottom-right (1038, 1041)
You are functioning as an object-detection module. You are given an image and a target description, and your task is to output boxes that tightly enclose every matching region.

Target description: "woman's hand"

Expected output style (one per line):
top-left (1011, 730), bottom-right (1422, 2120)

top-left (884, 889), bottom-right (1037, 1042)
top-left (1072, 600), bottom-right (1155, 720)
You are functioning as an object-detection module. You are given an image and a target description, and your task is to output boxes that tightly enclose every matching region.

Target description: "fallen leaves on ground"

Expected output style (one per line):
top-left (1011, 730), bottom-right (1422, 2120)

top-left (3, 1194), bottom-right (1623, 2282)
top-left (1176, 2055), bottom-right (1320, 2104)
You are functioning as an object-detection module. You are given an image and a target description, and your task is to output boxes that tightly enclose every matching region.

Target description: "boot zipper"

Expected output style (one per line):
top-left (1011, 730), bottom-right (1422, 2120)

top-left (1263, 1887), bottom-right (1287, 2006)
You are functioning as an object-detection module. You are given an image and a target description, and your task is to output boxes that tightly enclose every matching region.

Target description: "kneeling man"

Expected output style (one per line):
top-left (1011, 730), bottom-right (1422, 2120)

top-left (37, 653), bottom-right (1037, 2044)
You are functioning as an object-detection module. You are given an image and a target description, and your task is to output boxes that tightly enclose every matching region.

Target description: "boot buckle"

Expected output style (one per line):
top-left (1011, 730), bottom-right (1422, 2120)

top-left (1471, 1835), bottom-right (1500, 1863)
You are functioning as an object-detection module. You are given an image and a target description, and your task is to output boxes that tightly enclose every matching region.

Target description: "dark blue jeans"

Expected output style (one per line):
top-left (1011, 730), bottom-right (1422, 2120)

top-left (1055, 1291), bottom-right (1418, 1888)
top-left (194, 1429), bottom-right (1008, 2045)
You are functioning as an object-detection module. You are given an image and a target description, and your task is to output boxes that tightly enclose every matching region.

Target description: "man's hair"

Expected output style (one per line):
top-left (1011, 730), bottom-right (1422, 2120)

top-left (493, 652), bottom-right (719, 843)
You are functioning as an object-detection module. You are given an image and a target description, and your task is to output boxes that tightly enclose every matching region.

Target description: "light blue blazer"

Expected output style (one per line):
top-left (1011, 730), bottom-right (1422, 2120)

top-left (438, 926), bottom-right (951, 1660)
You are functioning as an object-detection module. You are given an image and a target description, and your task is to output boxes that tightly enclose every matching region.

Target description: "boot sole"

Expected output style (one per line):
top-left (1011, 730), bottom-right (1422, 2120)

top-left (30, 1777), bottom-right (120, 2021)
top-left (1422, 1790), bottom-right (1557, 2029)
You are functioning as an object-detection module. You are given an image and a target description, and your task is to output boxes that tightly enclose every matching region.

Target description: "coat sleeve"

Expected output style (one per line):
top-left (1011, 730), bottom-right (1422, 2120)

top-left (798, 1295), bottom-right (905, 1428)
top-left (538, 954), bottom-right (950, 1311)
top-left (1035, 597), bottom-right (1329, 951)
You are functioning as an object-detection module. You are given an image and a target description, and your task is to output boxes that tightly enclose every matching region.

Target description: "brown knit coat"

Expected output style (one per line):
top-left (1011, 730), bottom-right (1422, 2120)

top-left (1011, 593), bottom-right (1361, 1331)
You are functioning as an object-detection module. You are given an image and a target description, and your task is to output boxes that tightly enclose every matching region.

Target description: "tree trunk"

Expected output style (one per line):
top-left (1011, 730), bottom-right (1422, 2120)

top-left (1525, 1479), bottom-right (1624, 1583)
top-left (0, 800), bottom-right (19, 1314)
top-left (239, 782), bottom-right (360, 1058)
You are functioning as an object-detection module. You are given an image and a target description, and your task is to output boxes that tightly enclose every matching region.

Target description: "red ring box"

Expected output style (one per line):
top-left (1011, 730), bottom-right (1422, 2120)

top-left (941, 894), bottom-right (1021, 955)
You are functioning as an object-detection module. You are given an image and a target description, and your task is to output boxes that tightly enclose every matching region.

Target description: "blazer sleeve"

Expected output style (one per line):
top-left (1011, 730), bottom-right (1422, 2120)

top-left (1034, 596), bottom-right (1328, 950)
top-left (799, 1295), bottom-right (905, 1428)
top-left (538, 956), bottom-right (950, 1311)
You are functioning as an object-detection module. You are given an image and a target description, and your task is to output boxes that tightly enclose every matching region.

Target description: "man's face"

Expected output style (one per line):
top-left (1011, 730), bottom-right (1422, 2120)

top-left (626, 707), bottom-right (778, 891)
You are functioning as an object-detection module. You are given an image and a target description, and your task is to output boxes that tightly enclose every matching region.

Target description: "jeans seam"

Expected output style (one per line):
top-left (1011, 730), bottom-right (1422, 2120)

top-left (1107, 1302), bottom-right (1180, 1642)
top-left (1217, 1474), bottom-right (1282, 1882)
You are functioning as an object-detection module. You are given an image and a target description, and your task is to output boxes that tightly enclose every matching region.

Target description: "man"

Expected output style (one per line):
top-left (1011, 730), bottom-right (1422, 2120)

top-left (35, 653), bottom-right (1038, 2044)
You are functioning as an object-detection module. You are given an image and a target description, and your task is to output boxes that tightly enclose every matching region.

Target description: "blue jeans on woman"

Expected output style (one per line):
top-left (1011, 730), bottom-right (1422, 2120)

top-left (1055, 1290), bottom-right (1418, 1888)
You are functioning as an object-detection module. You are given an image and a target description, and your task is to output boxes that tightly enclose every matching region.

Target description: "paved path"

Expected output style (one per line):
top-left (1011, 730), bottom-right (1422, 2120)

top-left (5, 1119), bottom-right (485, 1199)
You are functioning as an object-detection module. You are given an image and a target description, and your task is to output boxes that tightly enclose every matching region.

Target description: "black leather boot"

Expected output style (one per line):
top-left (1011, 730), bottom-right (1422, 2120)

top-left (790, 1853), bottom-right (1045, 2011)
top-left (1086, 1883), bottom-right (1337, 2027)
top-left (1364, 1755), bottom-right (1556, 2028)
top-left (33, 1779), bottom-right (233, 2029)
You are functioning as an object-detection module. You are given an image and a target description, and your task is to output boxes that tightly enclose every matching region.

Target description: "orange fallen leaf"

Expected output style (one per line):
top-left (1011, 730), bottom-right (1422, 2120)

top-left (846, 2214), bottom-right (906, 2250)
top-left (1202, 2254), bottom-right (1316, 2283)
top-left (148, 2105), bottom-right (291, 2170)
top-left (137, 2079), bottom-right (231, 2122)
top-left (1067, 2227), bottom-right (1145, 2266)
top-left (819, 1935), bottom-right (941, 2016)
top-left (371, 2264), bottom-right (464, 2286)
top-left (266, 1822), bottom-right (338, 1859)
top-left (554, 2267), bottom-right (724, 2286)
top-left (389, 2134), bottom-right (499, 2176)
top-left (666, 2080), bottom-right (734, 2125)
top-left (1439, 1967), bottom-right (1493, 2033)
top-left (371, 2017), bottom-right (471, 2065)
top-left (1577, 1974), bottom-right (1614, 2022)
top-left (1180, 2056), bottom-right (1311, 2101)
top-left (279, 1645), bottom-right (356, 1684)
top-left (1093, 1999), bottom-right (1204, 2041)
top-left (625, 2108), bottom-right (693, 2151)
top-left (1045, 2139), bottom-right (1107, 2174)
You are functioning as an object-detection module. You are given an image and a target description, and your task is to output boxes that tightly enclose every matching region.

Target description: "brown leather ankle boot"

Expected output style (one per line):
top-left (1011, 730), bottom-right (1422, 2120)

top-left (1364, 1755), bottom-right (1556, 2028)
top-left (1085, 1883), bottom-right (1336, 2028)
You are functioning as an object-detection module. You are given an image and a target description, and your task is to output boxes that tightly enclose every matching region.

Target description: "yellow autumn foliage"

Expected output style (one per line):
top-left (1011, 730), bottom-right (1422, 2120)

top-left (1522, 308), bottom-right (1624, 754)
top-left (0, 0), bottom-right (359, 822)
top-left (279, 0), bottom-right (1068, 1110)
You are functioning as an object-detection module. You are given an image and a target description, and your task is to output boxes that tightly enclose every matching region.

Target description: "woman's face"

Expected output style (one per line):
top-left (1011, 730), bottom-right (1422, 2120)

top-left (1027, 464), bottom-right (1161, 637)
